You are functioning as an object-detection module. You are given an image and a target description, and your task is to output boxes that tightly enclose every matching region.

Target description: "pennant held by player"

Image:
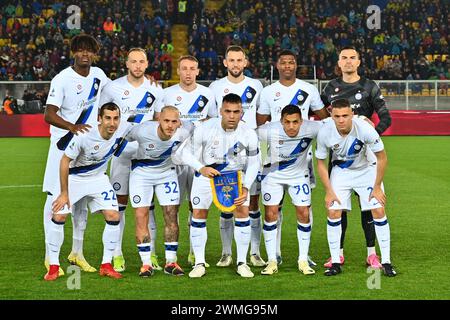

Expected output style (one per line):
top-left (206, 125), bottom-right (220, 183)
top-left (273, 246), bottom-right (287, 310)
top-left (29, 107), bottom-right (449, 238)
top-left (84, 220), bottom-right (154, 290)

top-left (210, 171), bottom-right (242, 213)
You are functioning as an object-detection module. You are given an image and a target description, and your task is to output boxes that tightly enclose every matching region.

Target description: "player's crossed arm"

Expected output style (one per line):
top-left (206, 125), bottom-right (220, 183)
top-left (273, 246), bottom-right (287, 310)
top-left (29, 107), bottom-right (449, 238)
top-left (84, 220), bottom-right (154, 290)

top-left (45, 105), bottom-right (92, 135)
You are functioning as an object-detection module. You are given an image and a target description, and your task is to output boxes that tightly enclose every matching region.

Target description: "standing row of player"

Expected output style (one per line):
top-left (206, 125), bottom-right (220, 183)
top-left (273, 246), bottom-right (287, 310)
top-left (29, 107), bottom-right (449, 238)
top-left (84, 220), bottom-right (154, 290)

top-left (42, 34), bottom-right (395, 281)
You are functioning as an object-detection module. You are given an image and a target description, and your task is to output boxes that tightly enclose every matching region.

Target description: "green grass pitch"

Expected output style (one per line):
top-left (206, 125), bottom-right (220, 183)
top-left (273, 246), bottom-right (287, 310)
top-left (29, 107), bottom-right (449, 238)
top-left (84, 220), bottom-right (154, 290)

top-left (0, 136), bottom-right (449, 300)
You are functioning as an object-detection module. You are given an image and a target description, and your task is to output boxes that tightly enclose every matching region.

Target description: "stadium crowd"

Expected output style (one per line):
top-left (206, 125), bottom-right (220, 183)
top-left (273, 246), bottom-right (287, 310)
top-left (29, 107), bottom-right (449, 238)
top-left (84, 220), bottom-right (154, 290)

top-left (188, 0), bottom-right (449, 80)
top-left (0, 0), bottom-right (448, 83)
top-left (0, 0), bottom-right (174, 81)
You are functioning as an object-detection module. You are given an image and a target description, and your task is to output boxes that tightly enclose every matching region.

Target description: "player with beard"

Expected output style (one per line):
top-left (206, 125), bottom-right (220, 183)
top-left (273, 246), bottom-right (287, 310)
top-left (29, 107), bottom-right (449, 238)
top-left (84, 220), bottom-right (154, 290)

top-left (99, 48), bottom-right (164, 272)
top-left (209, 46), bottom-right (265, 268)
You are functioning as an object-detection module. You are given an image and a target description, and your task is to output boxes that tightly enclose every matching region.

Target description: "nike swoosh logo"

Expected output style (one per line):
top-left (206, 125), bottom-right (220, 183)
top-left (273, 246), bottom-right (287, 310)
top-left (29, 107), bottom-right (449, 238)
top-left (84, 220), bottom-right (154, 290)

top-left (121, 97), bottom-right (130, 100)
top-left (273, 98), bottom-right (281, 101)
top-left (301, 200), bottom-right (308, 202)
top-left (174, 103), bottom-right (182, 106)
top-left (330, 94), bottom-right (339, 98)
top-left (77, 91), bottom-right (83, 95)
top-left (170, 199), bottom-right (178, 201)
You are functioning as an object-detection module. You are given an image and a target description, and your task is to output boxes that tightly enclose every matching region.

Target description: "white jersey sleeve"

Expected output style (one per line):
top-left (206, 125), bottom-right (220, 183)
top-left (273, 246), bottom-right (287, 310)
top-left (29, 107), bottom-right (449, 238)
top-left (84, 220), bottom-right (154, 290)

top-left (257, 86), bottom-right (272, 116)
top-left (46, 73), bottom-right (65, 107)
top-left (65, 134), bottom-right (83, 160)
top-left (315, 124), bottom-right (330, 160)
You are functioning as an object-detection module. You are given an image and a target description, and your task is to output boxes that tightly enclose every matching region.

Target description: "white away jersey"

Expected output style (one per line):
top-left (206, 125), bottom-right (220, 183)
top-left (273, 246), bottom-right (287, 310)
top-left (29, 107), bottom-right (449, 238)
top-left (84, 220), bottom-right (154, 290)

top-left (99, 76), bottom-right (164, 137)
top-left (65, 126), bottom-right (121, 178)
top-left (209, 76), bottom-right (263, 129)
top-left (258, 79), bottom-right (324, 121)
top-left (174, 118), bottom-right (260, 189)
top-left (161, 84), bottom-right (216, 122)
top-left (258, 120), bottom-right (322, 182)
top-left (125, 120), bottom-right (194, 173)
top-left (46, 66), bottom-right (109, 140)
top-left (316, 117), bottom-right (384, 170)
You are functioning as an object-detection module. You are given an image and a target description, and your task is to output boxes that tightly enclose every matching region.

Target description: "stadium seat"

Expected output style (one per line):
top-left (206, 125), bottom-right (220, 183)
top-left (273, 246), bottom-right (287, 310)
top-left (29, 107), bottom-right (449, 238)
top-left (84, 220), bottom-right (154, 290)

top-left (421, 89), bottom-right (430, 96)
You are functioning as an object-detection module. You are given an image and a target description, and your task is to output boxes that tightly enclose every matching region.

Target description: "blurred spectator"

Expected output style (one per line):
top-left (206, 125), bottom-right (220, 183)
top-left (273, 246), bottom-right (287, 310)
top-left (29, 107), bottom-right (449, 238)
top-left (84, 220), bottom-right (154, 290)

top-left (0, 0), bottom-right (173, 81)
top-left (188, 0), bottom-right (449, 80)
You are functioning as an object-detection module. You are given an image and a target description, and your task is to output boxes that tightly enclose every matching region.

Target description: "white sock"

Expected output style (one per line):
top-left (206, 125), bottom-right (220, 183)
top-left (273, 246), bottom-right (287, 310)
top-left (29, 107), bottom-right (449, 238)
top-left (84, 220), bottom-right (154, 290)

top-left (71, 201), bottom-right (88, 256)
top-left (374, 217), bottom-right (391, 264)
top-left (43, 195), bottom-right (53, 259)
top-left (367, 246), bottom-right (376, 256)
top-left (148, 204), bottom-right (157, 255)
top-left (340, 248), bottom-right (344, 256)
top-left (234, 217), bottom-right (251, 265)
top-left (48, 219), bottom-right (65, 265)
top-left (297, 221), bottom-right (311, 262)
top-left (220, 213), bottom-right (234, 255)
top-left (190, 218), bottom-right (207, 265)
top-left (309, 206), bottom-right (314, 227)
top-left (249, 210), bottom-right (262, 255)
top-left (276, 208), bottom-right (283, 257)
top-left (137, 243), bottom-right (151, 265)
top-left (102, 221), bottom-right (120, 264)
top-left (327, 218), bottom-right (342, 264)
top-left (262, 220), bottom-right (277, 262)
top-left (114, 205), bottom-right (126, 257)
top-left (188, 210), bottom-right (193, 254)
top-left (165, 242), bottom-right (178, 263)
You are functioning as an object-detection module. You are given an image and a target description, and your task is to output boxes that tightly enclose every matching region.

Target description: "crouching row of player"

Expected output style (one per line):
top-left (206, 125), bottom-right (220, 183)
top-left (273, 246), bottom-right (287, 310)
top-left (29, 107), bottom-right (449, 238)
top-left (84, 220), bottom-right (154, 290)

top-left (45, 94), bottom-right (396, 281)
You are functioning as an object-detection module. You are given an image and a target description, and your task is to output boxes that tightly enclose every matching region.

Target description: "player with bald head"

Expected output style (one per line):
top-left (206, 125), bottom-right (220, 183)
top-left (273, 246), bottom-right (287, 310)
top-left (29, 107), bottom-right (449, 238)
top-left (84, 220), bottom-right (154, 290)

top-left (125, 106), bottom-right (194, 277)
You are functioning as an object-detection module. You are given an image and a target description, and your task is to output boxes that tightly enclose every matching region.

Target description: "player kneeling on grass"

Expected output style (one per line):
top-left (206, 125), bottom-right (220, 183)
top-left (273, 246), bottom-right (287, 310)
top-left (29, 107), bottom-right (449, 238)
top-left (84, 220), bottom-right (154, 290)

top-left (257, 105), bottom-right (322, 276)
top-left (316, 98), bottom-right (396, 277)
top-left (173, 93), bottom-right (260, 279)
top-left (125, 106), bottom-right (194, 277)
top-left (46, 103), bottom-right (124, 281)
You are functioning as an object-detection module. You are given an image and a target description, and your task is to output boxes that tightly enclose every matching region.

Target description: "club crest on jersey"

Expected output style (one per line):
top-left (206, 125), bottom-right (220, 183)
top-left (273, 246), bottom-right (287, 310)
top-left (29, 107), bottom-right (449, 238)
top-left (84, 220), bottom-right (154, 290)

top-left (224, 88), bottom-right (229, 94)
top-left (214, 140), bottom-right (219, 145)
top-left (148, 144), bottom-right (154, 149)
top-left (177, 96), bottom-right (182, 101)
top-left (77, 84), bottom-right (82, 90)
top-left (124, 90), bottom-right (129, 96)
top-left (333, 144), bottom-right (340, 150)
top-left (355, 93), bottom-right (362, 100)
top-left (94, 145), bottom-right (99, 150)
top-left (335, 87), bottom-right (339, 92)
top-left (279, 140), bottom-right (284, 145)
top-left (276, 92), bottom-right (280, 97)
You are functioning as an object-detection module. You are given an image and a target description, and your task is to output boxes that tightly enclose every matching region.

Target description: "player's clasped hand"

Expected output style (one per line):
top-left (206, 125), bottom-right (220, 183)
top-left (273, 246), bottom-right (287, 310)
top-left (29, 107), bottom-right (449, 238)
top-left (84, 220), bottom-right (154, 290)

top-left (325, 191), bottom-right (341, 209)
top-left (233, 187), bottom-right (248, 207)
top-left (199, 167), bottom-right (220, 178)
top-left (370, 186), bottom-right (386, 206)
top-left (70, 123), bottom-right (92, 135)
top-left (52, 193), bottom-right (70, 214)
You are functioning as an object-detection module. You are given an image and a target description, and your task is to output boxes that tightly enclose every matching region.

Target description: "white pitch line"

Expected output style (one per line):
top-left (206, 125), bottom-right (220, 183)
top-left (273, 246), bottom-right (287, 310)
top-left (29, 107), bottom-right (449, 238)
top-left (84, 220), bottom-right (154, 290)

top-left (0, 184), bottom-right (42, 189)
